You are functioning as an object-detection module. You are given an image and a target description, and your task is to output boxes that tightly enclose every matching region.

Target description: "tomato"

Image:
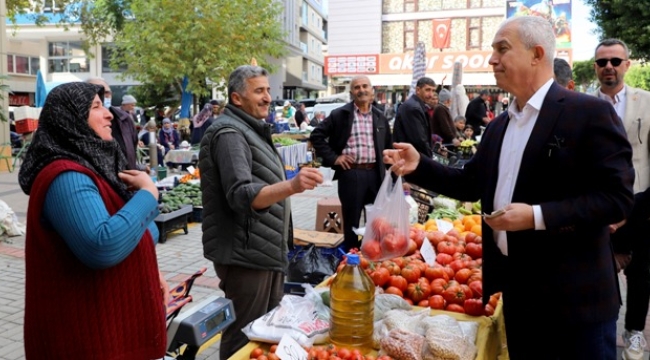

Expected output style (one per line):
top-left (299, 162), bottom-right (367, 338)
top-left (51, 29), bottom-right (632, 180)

top-left (464, 232), bottom-right (478, 244)
top-left (268, 354), bottom-right (280, 360)
top-left (406, 282), bottom-right (431, 303)
top-left (436, 252), bottom-right (453, 265)
top-left (269, 345), bottom-right (278, 354)
top-left (447, 229), bottom-right (462, 241)
top-left (437, 241), bottom-right (458, 255)
top-left (463, 298), bottom-right (485, 316)
top-left (428, 294), bottom-right (445, 309)
top-left (371, 217), bottom-right (394, 239)
top-left (429, 278), bottom-right (448, 296)
top-left (251, 348), bottom-right (264, 359)
top-left (465, 242), bottom-right (483, 259)
top-left (388, 275), bottom-right (408, 291)
top-left (360, 239), bottom-right (382, 261)
top-left (488, 293), bottom-right (500, 308)
top-left (467, 268), bottom-right (482, 284)
top-left (381, 261), bottom-right (402, 275)
top-left (484, 303), bottom-right (495, 316)
top-left (258, 356), bottom-right (269, 360)
top-left (384, 286), bottom-right (404, 298)
top-left (384, 233), bottom-right (409, 256)
top-left (426, 230), bottom-right (446, 246)
top-left (445, 303), bottom-right (465, 313)
top-left (410, 228), bottom-right (426, 247)
top-left (337, 348), bottom-right (351, 360)
top-left (370, 267), bottom-right (391, 287)
top-left (316, 350), bottom-right (329, 360)
top-left (453, 252), bottom-right (472, 262)
top-left (460, 284), bottom-right (473, 299)
top-left (418, 299), bottom-right (430, 307)
top-left (449, 259), bottom-right (468, 273)
top-left (442, 284), bottom-right (467, 305)
top-left (406, 239), bottom-right (418, 255)
top-left (350, 349), bottom-right (363, 360)
top-left (468, 280), bottom-right (483, 298)
top-left (308, 348), bottom-right (318, 360)
top-left (425, 266), bottom-right (450, 282)
top-left (454, 268), bottom-right (473, 284)
top-left (400, 265), bottom-right (421, 283)
top-left (392, 256), bottom-right (407, 268)
top-left (442, 265), bottom-right (455, 279)
top-left (409, 259), bottom-right (427, 273)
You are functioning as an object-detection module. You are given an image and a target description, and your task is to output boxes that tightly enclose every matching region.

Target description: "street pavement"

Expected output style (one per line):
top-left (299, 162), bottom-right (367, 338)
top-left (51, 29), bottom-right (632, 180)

top-left (0, 168), bottom-right (647, 359)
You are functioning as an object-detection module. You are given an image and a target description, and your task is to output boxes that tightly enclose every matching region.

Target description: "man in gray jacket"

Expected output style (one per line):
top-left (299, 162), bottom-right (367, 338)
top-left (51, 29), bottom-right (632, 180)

top-left (199, 65), bottom-right (323, 359)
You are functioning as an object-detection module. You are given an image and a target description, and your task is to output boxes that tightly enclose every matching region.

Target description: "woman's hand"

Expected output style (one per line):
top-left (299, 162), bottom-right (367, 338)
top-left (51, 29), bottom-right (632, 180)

top-left (382, 142), bottom-right (420, 176)
top-left (118, 169), bottom-right (159, 199)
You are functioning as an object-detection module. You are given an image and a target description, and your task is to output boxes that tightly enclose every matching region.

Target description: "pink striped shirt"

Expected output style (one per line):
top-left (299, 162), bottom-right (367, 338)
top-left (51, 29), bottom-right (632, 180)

top-left (343, 104), bottom-right (376, 163)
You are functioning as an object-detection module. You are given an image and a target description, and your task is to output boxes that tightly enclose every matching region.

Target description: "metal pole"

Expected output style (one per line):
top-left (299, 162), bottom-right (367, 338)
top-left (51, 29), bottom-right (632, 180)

top-left (148, 131), bottom-right (158, 169)
top-left (0, 0), bottom-right (10, 147)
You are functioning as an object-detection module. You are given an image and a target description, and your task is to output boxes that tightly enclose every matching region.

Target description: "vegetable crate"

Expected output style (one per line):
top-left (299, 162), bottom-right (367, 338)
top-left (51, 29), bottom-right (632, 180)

top-left (410, 186), bottom-right (436, 224)
top-left (191, 206), bottom-right (203, 223)
top-left (15, 119), bottom-right (38, 134)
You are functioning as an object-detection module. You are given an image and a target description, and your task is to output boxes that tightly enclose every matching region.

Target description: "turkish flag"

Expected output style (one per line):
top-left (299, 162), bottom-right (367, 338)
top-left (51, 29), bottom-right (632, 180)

top-left (432, 19), bottom-right (452, 49)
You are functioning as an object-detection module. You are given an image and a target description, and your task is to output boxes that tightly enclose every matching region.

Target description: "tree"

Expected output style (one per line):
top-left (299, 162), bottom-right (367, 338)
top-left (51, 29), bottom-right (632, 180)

top-left (625, 65), bottom-right (650, 91)
top-left (111, 0), bottom-right (286, 98)
top-left (586, 0), bottom-right (650, 61)
top-left (572, 59), bottom-right (597, 92)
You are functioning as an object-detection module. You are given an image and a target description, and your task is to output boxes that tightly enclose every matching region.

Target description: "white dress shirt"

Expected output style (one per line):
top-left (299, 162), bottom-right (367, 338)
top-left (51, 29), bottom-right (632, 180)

top-left (598, 86), bottom-right (627, 120)
top-left (493, 78), bottom-right (554, 255)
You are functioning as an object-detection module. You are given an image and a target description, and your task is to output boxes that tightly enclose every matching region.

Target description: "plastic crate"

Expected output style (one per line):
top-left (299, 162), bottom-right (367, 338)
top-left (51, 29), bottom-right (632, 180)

top-left (15, 119), bottom-right (38, 134)
top-left (411, 186), bottom-right (437, 224)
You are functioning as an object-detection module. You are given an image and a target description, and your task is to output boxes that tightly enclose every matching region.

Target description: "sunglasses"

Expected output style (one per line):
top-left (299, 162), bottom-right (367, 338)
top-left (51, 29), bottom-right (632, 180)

top-left (595, 58), bottom-right (626, 67)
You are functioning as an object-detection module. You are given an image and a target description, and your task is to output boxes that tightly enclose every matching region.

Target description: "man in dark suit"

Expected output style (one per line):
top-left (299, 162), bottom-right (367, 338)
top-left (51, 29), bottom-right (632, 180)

top-left (384, 16), bottom-right (634, 359)
top-left (465, 89), bottom-right (489, 135)
top-left (310, 75), bottom-right (393, 252)
top-left (393, 77), bottom-right (436, 158)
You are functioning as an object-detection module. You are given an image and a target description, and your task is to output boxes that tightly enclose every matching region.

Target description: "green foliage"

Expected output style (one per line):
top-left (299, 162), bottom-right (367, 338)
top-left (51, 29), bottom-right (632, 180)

top-left (111, 0), bottom-right (287, 97)
top-left (572, 59), bottom-right (597, 91)
top-left (130, 82), bottom-right (181, 116)
top-left (625, 65), bottom-right (650, 91)
top-left (586, 0), bottom-right (650, 61)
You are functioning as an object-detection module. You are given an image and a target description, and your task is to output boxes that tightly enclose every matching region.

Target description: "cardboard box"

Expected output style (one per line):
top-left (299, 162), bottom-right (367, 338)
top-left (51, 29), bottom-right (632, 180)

top-left (293, 229), bottom-right (344, 248)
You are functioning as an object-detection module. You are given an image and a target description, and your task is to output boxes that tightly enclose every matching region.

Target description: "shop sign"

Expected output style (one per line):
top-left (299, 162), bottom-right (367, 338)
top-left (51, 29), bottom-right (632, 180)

top-left (9, 93), bottom-right (30, 106)
top-left (325, 55), bottom-right (379, 75)
top-left (380, 51), bottom-right (494, 74)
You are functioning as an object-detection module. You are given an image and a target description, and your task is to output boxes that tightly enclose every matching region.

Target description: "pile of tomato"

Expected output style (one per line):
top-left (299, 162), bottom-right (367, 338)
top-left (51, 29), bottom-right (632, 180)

top-left (338, 225), bottom-right (501, 317)
top-left (249, 344), bottom-right (394, 360)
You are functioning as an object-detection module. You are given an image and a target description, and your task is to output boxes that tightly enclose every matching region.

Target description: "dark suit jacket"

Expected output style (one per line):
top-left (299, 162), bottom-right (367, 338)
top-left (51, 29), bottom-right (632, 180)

top-left (309, 102), bottom-right (392, 182)
top-left (393, 94), bottom-right (432, 157)
top-left (109, 107), bottom-right (139, 170)
top-left (465, 96), bottom-right (487, 133)
top-left (407, 82), bottom-right (635, 324)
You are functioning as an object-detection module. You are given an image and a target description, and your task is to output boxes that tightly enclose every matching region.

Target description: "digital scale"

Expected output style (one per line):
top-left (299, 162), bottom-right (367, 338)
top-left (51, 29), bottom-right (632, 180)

top-left (165, 295), bottom-right (236, 360)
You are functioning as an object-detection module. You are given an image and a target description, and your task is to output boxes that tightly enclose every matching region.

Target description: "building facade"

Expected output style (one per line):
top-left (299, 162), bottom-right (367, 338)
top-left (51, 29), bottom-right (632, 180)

top-left (326, 0), bottom-right (573, 105)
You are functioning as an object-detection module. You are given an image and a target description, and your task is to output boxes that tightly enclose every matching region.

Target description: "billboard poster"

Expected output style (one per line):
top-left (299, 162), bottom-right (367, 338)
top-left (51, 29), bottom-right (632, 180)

top-left (506, 0), bottom-right (571, 49)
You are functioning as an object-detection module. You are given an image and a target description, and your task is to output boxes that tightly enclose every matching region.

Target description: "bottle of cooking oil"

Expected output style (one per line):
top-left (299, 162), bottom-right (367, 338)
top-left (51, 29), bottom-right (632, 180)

top-left (329, 253), bottom-right (374, 353)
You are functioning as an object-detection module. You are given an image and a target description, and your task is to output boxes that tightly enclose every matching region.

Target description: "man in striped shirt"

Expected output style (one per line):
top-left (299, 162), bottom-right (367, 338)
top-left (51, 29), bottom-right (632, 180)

top-left (310, 76), bottom-right (393, 251)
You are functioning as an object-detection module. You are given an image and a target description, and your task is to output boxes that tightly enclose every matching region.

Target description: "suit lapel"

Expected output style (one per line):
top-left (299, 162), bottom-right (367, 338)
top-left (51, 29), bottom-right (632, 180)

top-left (515, 82), bottom-right (564, 191)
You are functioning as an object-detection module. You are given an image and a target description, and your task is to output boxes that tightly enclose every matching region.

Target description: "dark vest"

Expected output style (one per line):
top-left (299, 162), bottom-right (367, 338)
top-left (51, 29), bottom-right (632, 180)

top-left (199, 105), bottom-right (292, 272)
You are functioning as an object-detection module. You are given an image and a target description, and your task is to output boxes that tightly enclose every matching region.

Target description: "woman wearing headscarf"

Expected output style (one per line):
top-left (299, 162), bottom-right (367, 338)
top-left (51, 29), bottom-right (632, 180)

top-left (190, 103), bottom-right (215, 145)
top-left (159, 117), bottom-right (181, 153)
top-left (18, 82), bottom-right (168, 359)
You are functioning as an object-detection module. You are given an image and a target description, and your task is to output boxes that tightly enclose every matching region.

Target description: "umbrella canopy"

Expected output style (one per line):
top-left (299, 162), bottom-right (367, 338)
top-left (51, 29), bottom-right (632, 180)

top-left (407, 41), bottom-right (427, 99)
top-left (35, 70), bottom-right (47, 108)
top-left (179, 76), bottom-right (192, 119)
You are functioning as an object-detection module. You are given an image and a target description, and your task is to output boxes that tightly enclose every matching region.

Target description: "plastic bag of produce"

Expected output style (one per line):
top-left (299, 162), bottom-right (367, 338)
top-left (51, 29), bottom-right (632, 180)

top-left (241, 285), bottom-right (330, 347)
top-left (360, 170), bottom-right (410, 261)
top-left (379, 328), bottom-right (426, 360)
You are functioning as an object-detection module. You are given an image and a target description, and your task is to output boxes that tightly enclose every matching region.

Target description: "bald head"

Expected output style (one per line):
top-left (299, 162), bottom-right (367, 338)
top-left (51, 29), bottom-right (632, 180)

top-left (86, 77), bottom-right (112, 99)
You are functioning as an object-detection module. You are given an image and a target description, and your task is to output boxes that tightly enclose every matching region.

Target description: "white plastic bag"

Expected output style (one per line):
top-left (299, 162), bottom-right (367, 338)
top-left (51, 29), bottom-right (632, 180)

top-left (0, 200), bottom-right (25, 237)
top-left (241, 284), bottom-right (330, 347)
top-left (360, 170), bottom-right (410, 261)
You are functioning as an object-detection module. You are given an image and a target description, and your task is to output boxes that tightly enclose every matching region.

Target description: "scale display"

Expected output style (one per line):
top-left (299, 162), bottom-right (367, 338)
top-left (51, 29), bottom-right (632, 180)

top-left (167, 295), bottom-right (235, 350)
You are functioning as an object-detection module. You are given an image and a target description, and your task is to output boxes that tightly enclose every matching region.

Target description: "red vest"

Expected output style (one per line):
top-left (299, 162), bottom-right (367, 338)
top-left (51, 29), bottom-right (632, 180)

top-left (24, 160), bottom-right (166, 360)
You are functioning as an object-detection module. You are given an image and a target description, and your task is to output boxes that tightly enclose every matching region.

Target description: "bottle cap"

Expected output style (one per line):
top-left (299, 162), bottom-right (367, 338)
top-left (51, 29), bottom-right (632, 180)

top-left (346, 253), bottom-right (360, 265)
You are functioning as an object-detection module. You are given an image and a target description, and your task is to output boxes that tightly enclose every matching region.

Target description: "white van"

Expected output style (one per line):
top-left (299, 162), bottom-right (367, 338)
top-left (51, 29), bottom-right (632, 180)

top-left (312, 102), bottom-right (346, 119)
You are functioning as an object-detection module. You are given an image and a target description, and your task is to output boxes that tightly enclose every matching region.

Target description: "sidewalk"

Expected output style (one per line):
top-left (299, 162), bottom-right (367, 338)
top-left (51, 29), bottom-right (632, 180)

top-left (0, 169), bottom-right (647, 359)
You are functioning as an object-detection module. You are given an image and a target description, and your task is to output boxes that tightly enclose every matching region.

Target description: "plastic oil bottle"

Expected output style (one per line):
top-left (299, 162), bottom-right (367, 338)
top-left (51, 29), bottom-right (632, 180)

top-left (329, 253), bottom-right (374, 353)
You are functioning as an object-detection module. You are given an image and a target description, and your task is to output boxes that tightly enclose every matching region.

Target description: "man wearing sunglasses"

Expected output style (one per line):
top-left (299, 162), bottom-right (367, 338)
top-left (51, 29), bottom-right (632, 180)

top-left (594, 38), bottom-right (650, 360)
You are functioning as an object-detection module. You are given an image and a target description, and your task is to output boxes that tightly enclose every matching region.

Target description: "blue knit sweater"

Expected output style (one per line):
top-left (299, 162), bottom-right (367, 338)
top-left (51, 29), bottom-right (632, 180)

top-left (43, 171), bottom-right (159, 269)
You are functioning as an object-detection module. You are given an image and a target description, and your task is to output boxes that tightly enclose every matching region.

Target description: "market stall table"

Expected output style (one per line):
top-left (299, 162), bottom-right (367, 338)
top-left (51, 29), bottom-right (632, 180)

top-left (154, 204), bottom-right (193, 243)
top-left (276, 142), bottom-right (308, 169)
top-left (164, 149), bottom-right (199, 169)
